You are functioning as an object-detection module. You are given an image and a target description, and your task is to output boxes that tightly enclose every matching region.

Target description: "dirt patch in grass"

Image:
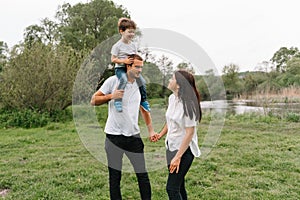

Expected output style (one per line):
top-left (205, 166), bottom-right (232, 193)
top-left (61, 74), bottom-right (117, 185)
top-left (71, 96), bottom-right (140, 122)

top-left (0, 189), bottom-right (10, 197)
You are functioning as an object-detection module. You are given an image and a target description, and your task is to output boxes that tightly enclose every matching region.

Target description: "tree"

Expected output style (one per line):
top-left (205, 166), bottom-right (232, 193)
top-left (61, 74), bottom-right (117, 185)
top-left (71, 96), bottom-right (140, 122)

top-left (242, 72), bottom-right (266, 96)
top-left (276, 57), bottom-right (300, 87)
top-left (0, 41), bottom-right (8, 72)
top-left (55, 0), bottom-right (129, 50)
top-left (23, 18), bottom-right (59, 46)
top-left (176, 62), bottom-right (195, 74)
top-left (222, 63), bottom-right (243, 99)
top-left (255, 60), bottom-right (275, 72)
top-left (270, 47), bottom-right (300, 72)
top-left (258, 71), bottom-right (281, 92)
top-left (196, 69), bottom-right (225, 101)
top-left (22, 0), bottom-right (129, 51)
top-left (154, 55), bottom-right (174, 97)
top-left (286, 57), bottom-right (300, 75)
top-left (142, 62), bottom-right (165, 98)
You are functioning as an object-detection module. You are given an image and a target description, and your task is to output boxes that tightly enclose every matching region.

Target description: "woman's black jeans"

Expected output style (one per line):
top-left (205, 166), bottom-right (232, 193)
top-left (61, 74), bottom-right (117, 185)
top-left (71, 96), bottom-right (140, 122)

top-left (166, 147), bottom-right (194, 200)
top-left (105, 134), bottom-right (151, 200)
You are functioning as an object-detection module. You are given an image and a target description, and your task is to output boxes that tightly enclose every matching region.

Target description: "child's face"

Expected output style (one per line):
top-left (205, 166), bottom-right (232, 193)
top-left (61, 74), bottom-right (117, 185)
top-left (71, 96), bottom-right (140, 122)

top-left (120, 28), bottom-right (135, 41)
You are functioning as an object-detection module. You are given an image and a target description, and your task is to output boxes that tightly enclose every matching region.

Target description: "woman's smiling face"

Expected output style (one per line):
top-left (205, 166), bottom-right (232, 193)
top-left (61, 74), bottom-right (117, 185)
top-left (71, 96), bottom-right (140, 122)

top-left (168, 74), bottom-right (179, 93)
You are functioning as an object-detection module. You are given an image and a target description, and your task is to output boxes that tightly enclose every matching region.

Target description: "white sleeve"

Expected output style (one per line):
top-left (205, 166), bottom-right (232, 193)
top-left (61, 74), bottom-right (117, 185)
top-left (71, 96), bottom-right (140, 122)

top-left (111, 42), bottom-right (119, 56)
top-left (99, 77), bottom-right (116, 95)
top-left (183, 113), bottom-right (197, 127)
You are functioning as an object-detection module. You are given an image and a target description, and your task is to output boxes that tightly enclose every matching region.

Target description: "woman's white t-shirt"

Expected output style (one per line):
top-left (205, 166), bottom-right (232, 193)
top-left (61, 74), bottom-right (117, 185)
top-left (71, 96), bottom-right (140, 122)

top-left (165, 94), bottom-right (201, 157)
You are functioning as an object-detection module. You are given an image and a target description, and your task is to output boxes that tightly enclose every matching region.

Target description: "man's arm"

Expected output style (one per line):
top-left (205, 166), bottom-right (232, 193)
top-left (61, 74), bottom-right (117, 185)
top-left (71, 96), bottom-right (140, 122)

top-left (140, 107), bottom-right (158, 141)
top-left (90, 90), bottom-right (124, 106)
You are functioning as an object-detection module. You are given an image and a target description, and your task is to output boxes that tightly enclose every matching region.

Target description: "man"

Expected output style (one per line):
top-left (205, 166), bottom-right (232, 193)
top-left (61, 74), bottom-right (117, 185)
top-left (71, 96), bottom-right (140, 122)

top-left (90, 54), bottom-right (157, 200)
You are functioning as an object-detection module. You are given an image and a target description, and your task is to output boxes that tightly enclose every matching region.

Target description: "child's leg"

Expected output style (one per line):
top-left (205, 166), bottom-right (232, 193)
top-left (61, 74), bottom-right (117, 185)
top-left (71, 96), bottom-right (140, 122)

top-left (137, 75), bottom-right (151, 112)
top-left (115, 67), bottom-right (127, 90)
top-left (136, 75), bottom-right (147, 102)
top-left (114, 67), bottom-right (127, 112)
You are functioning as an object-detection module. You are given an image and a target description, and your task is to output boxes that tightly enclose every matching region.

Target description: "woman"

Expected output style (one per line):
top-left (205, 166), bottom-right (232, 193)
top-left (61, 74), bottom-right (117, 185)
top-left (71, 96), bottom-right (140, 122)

top-left (157, 70), bottom-right (201, 200)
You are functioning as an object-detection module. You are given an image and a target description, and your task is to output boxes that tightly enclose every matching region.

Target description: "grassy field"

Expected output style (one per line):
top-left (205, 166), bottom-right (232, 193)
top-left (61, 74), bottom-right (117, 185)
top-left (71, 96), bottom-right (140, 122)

top-left (1, 113), bottom-right (300, 199)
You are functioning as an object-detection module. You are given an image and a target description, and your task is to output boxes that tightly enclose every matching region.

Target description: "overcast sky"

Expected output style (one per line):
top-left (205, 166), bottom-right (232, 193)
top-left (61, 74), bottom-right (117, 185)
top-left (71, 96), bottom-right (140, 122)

top-left (1, 0), bottom-right (300, 73)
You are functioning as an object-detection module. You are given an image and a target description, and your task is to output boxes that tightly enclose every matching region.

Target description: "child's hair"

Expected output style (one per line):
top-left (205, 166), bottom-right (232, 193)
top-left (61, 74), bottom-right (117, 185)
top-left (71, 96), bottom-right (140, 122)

top-left (118, 17), bottom-right (136, 32)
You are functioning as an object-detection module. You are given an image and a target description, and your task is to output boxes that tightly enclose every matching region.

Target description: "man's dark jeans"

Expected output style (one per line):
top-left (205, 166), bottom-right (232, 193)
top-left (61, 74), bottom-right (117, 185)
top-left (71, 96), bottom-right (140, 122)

top-left (105, 134), bottom-right (151, 200)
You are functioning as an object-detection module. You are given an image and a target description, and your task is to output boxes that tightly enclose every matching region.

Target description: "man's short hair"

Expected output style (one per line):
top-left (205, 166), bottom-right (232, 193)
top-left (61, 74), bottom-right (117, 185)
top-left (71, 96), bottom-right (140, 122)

top-left (125, 54), bottom-right (143, 70)
top-left (128, 54), bottom-right (143, 62)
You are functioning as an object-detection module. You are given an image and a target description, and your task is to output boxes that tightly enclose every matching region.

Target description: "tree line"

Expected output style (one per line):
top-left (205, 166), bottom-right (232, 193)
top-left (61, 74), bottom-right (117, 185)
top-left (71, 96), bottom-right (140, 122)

top-left (218, 47), bottom-right (300, 100)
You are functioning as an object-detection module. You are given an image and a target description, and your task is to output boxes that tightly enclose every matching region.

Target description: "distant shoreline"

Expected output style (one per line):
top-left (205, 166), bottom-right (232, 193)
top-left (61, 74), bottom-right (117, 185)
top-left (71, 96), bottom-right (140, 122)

top-left (234, 87), bottom-right (300, 103)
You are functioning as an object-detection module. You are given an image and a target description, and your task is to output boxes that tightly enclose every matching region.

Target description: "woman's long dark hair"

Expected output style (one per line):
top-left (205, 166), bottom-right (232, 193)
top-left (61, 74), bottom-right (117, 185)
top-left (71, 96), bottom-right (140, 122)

top-left (175, 70), bottom-right (202, 122)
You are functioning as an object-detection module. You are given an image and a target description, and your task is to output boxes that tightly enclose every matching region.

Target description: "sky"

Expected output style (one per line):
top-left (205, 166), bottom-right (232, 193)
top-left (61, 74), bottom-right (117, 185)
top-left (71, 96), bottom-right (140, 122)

top-left (1, 0), bottom-right (300, 73)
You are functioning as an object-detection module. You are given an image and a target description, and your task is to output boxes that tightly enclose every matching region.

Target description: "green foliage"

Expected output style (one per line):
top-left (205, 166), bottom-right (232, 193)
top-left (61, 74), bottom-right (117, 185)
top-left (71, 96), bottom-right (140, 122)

top-left (270, 46), bottom-right (300, 72)
top-left (286, 57), bottom-right (300, 75)
top-left (285, 112), bottom-right (300, 122)
top-left (278, 57), bottom-right (300, 87)
top-left (0, 108), bottom-right (72, 128)
top-left (176, 62), bottom-right (195, 74)
top-left (0, 42), bottom-right (86, 112)
top-left (0, 41), bottom-right (8, 72)
top-left (73, 34), bottom-right (119, 104)
top-left (142, 62), bottom-right (171, 98)
top-left (0, 109), bottom-right (48, 128)
top-left (243, 71), bottom-right (266, 94)
top-left (256, 70), bottom-right (282, 92)
top-left (197, 69), bottom-right (226, 101)
top-left (95, 105), bottom-right (109, 126)
top-left (151, 55), bottom-right (174, 97)
top-left (23, 18), bottom-right (59, 46)
top-left (216, 46), bottom-right (300, 98)
top-left (22, 0), bottom-right (129, 50)
top-left (3, 0), bottom-right (130, 111)
top-left (222, 63), bottom-right (243, 99)
top-left (56, 0), bottom-right (129, 50)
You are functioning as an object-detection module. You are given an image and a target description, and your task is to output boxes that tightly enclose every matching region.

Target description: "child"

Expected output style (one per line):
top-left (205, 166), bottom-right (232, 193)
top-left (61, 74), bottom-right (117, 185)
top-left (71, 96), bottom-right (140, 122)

top-left (111, 17), bottom-right (150, 112)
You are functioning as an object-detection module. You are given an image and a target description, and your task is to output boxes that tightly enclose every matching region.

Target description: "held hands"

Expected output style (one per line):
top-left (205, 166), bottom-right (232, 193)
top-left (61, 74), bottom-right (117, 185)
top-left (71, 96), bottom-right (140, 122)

top-left (149, 131), bottom-right (159, 142)
top-left (149, 132), bottom-right (163, 142)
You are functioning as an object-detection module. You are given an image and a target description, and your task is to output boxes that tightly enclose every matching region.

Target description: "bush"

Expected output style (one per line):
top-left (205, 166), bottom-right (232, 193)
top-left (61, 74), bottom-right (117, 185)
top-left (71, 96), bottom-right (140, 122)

top-left (0, 43), bottom-right (86, 112)
top-left (0, 108), bottom-right (73, 128)
top-left (286, 112), bottom-right (300, 122)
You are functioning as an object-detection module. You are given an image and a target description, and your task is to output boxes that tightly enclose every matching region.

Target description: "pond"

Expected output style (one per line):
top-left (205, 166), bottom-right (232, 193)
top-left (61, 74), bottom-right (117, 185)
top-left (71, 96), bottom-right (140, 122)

top-left (201, 100), bottom-right (300, 115)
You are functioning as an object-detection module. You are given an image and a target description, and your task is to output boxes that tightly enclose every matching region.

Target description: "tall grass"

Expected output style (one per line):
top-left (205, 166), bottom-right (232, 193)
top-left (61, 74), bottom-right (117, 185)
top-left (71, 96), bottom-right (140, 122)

top-left (241, 86), bottom-right (300, 103)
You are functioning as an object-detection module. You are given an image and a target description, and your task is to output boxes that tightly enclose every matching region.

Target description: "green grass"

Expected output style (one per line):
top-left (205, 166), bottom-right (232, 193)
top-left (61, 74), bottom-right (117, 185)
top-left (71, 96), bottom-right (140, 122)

top-left (1, 114), bottom-right (300, 199)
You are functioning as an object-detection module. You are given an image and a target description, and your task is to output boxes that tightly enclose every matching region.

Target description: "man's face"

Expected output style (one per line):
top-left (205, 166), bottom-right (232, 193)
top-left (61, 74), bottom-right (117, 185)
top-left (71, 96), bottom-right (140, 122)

top-left (128, 60), bottom-right (143, 79)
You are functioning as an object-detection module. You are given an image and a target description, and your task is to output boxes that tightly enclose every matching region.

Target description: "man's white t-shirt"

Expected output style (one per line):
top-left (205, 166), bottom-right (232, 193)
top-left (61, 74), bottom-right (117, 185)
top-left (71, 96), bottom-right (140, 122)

top-left (165, 94), bottom-right (201, 157)
top-left (99, 75), bottom-right (141, 136)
